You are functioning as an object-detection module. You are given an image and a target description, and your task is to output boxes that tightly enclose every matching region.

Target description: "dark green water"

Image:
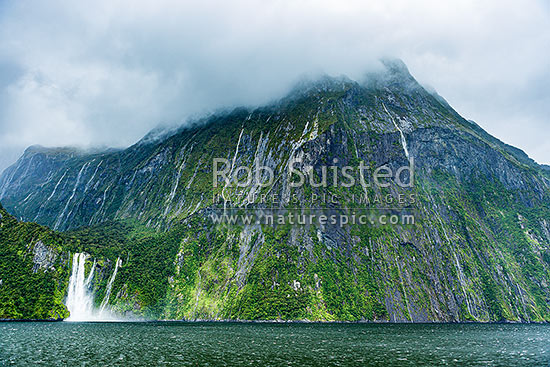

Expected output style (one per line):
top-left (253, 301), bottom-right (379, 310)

top-left (1, 322), bottom-right (549, 366)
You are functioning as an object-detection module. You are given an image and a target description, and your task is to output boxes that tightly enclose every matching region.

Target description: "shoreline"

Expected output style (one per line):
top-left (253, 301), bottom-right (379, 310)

top-left (2, 318), bottom-right (548, 324)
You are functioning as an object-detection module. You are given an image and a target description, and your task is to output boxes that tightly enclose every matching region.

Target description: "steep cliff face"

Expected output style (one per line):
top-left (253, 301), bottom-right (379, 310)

top-left (1, 60), bottom-right (550, 321)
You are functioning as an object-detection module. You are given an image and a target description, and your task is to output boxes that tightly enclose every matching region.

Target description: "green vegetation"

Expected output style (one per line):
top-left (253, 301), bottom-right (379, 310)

top-left (0, 204), bottom-right (70, 319)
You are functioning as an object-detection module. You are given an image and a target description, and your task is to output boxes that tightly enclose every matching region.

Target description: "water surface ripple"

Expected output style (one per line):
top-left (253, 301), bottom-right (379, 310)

top-left (1, 322), bottom-right (549, 366)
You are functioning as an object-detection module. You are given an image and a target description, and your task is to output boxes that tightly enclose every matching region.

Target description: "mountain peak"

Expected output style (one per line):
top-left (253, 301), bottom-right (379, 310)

top-left (282, 74), bottom-right (357, 101)
top-left (362, 58), bottom-right (421, 93)
top-left (380, 58), bottom-right (411, 76)
top-left (283, 59), bottom-right (425, 104)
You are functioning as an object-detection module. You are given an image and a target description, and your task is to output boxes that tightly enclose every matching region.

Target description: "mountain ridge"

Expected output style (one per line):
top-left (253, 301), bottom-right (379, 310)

top-left (1, 61), bottom-right (544, 230)
top-left (1, 60), bottom-right (550, 322)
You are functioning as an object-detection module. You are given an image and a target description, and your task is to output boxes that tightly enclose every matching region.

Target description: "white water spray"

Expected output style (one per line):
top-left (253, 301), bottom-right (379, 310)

top-left (65, 253), bottom-right (121, 321)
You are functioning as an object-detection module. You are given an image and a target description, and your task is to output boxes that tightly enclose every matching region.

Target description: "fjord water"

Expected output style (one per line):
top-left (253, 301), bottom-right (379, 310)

top-left (1, 322), bottom-right (549, 366)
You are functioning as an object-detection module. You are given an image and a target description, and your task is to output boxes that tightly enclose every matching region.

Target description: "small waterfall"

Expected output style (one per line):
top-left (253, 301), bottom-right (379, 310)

top-left (85, 259), bottom-right (96, 286)
top-left (99, 257), bottom-right (121, 314)
top-left (65, 253), bottom-right (121, 321)
top-left (382, 102), bottom-right (410, 161)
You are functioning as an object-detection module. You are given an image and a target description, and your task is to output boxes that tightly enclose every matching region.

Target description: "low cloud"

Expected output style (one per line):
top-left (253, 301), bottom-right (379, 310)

top-left (0, 0), bottom-right (549, 171)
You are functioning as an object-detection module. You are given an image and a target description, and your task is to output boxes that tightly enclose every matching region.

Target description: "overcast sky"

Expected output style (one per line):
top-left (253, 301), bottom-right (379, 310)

top-left (0, 0), bottom-right (549, 172)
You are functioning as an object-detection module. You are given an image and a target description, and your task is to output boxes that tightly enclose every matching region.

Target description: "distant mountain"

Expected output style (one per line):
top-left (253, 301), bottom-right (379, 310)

top-left (1, 60), bottom-right (550, 322)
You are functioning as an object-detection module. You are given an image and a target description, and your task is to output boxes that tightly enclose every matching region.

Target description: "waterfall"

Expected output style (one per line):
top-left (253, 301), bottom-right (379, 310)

top-left (382, 102), bottom-right (410, 161)
top-left (85, 259), bottom-right (96, 286)
top-left (65, 253), bottom-right (121, 321)
top-left (99, 257), bottom-right (121, 314)
top-left (66, 253), bottom-right (96, 321)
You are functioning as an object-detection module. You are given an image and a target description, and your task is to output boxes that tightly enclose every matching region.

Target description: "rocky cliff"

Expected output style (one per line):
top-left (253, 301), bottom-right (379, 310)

top-left (1, 60), bottom-right (549, 321)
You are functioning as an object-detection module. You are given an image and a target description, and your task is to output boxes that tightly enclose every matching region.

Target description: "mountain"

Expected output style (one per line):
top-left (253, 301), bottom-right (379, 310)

top-left (1, 60), bottom-right (550, 322)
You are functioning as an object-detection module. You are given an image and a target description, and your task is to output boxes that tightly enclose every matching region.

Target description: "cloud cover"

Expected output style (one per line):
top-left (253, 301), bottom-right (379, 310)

top-left (0, 0), bottom-right (549, 171)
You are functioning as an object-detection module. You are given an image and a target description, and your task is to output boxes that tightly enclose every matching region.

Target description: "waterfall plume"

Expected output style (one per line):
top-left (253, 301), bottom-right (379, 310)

top-left (65, 252), bottom-right (121, 321)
